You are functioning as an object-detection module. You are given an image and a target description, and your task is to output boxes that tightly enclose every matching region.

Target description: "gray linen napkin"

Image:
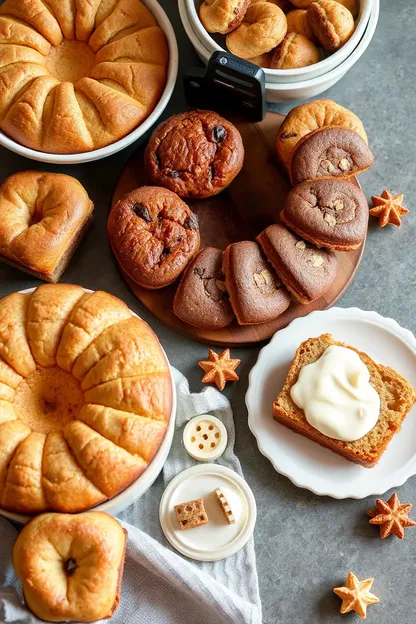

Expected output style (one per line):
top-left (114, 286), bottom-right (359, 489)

top-left (0, 368), bottom-right (262, 624)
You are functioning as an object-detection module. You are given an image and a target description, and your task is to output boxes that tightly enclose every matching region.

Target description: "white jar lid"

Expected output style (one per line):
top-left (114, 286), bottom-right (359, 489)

top-left (159, 464), bottom-right (257, 562)
top-left (183, 415), bottom-right (227, 461)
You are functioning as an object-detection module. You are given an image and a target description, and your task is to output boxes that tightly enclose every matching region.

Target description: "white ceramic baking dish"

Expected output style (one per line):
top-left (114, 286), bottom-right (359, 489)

top-left (179, 0), bottom-right (379, 103)
top-left (0, 288), bottom-right (177, 524)
top-left (0, 0), bottom-right (178, 164)
top-left (182, 0), bottom-right (374, 84)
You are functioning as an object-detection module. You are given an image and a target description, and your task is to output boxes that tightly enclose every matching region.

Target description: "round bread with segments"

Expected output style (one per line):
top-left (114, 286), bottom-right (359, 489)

top-left (0, 284), bottom-right (172, 515)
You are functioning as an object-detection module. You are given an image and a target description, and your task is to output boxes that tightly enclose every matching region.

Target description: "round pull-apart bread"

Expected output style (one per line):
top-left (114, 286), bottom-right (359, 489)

top-left (0, 0), bottom-right (169, 154)
top-left (0, 284), bottom-right (172, 514)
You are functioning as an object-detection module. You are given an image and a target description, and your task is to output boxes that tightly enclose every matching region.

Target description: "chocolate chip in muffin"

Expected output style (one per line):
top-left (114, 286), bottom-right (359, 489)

top-left (212, 126), bottom-right (227, 143)
top-left (133, 203), bottom-right (152, 223)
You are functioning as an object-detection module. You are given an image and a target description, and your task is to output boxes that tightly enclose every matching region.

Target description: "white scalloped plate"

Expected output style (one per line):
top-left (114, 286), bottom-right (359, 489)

top-left (0, 288), bottom-right (176, 523)
top-left (246, 308), bottom-right (416, 499)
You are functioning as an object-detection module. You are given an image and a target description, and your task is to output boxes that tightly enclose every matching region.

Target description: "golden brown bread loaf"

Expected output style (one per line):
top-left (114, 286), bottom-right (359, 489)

top-left (0, 171), bottom-right (94, 282)
top-left (0, 0), bottom-right (168, 154)
top-left (273, 334), bottom-right (416, 467)
top-left (13, 512), bottom-right (127, 622)
top-left (0, 284), bottom-right (172, 514)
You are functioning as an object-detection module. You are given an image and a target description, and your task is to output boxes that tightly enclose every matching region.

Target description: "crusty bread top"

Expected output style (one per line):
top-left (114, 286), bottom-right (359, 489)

top-left (0, 0), bottom-right (168, 154)
top-left (274, 334), bottom-right (415, 465)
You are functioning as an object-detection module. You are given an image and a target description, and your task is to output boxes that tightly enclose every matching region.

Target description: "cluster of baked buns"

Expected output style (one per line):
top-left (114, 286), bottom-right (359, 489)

top-left (198, 0), bottom-right (358, 70)
top-left (108, 100), bottom-right (372, 331)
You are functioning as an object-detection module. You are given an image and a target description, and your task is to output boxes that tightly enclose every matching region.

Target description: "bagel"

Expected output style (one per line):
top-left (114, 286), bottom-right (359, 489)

top-left (226, 2), bottom-right (287, 59)
top-left (275, 99), bottom-right (368, 170)
top-left (0, 171), bottom-right (93, 282)
top-left (13, 512), bottom-right (127, 622)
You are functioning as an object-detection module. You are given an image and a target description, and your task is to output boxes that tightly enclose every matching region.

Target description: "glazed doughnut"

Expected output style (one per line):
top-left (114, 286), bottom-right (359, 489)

top-left (107, 186), bottom-right (200, 289)
top-left (275, 99), bottom-right (368, 170)
top-left (307, 0), bottom-right (355, 51)
top-left (270, 33), bottom-right (320, 69)
top-left (145, 110), bottom-right (244, 199)
top-left (226, 2), bottom-right (287, 59)
top-left (13, 512), bottom-right (126, 622)
top-left (199, 0), bottom-right (250, 34)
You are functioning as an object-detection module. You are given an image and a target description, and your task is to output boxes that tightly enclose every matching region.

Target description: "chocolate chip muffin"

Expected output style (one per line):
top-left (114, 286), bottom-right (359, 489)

top-left (223, 241), bottom-right (291, 325)
top-left (107, 186), bottom-right (200, 289)
top-left (290, 127), bottom-right (374, 185)
top-left (173, 247), bottom-right (234, 329)
top-left (257, 223), bottom-right (338, 303)
top-left (199, 0), bottom-right (250, 34)
top-left (281, 178), bottom-right (368, 251)
top-left (144, 110), bottom-right (244, 199)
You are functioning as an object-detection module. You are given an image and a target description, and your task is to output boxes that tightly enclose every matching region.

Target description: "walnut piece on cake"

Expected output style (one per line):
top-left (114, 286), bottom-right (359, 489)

top-left (174, 498), bottom-right (208, 531)
top-left (214, 487), bottom-right (235, 524)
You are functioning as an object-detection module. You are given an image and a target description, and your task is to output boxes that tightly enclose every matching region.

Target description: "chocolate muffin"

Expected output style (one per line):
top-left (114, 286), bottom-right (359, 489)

top-left (144, 110), bottom-right (244, 199)
top-left (257, 223), bottom-right (338, 303)
top-left (281, 178), bottom-right (368, 251)
top-left (223, 241), bottom-right (291, 325)
top-left (290, 127), bottom-right (374, 185)
top-left (173, 247), bottom-right (234, 329)
top-left (108, 186), bottom-right (200, 289)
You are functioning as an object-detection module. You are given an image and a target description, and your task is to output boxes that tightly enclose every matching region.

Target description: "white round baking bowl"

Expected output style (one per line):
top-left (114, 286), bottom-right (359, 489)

top-left (181, 0), bottom-right (374, 83)
top-left (0, 288), bottom-right (177, 524)
top-left (180, 0), bottom-right (379, 103)
top-left (0, 0), bottom-right (178, 164)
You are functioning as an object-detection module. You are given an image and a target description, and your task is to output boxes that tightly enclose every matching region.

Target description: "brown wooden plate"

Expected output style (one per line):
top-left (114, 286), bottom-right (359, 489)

top-left (111, 111), bottom-right (365, 347)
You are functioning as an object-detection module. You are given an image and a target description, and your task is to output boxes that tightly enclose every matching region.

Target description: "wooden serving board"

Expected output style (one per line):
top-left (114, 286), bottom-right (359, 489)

top-left (112, 111), bottom-right (365, 347)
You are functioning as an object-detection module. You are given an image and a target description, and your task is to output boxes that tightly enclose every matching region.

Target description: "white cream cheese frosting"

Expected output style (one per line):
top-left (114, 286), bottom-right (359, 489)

top-left (290, 345), bottom-right (380, 442)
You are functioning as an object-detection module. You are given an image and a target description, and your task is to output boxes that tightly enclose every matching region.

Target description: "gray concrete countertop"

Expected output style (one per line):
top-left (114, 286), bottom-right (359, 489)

top-left (0, 1), bottom-right (415, 622)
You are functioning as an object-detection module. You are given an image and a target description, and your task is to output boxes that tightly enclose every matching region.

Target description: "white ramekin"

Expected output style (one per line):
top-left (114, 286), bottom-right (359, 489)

top-left (0, 0), bottom-right (178, 164)
top-left (0, 288), bottom-right (177, 525)
top-left (181, 0), bottom-right (373, 84)
top-left (179, 0), bottom-right (379, 103)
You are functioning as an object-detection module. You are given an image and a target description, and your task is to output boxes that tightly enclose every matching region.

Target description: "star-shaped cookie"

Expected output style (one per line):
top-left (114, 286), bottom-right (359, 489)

top-left (370, 190), bottom-right (408, 227)
top-left (368, 492), bottom-right (416, 539)
top-left (333, 572), bottom-right (379, 619)
top-left (199, 349), bottom-right (240, 391)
